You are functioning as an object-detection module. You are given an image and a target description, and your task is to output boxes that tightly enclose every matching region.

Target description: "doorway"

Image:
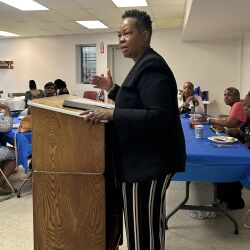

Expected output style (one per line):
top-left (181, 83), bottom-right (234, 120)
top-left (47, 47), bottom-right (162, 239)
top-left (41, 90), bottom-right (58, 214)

top-left (108, 45), bottom-right (134, 86)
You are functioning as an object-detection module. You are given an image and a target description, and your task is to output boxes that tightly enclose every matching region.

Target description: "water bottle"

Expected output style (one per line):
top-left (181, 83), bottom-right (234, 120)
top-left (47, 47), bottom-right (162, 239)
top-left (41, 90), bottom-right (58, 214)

top-left (98, 90), bottom-right (105, 102)
top-left (178, 90), bottom-right (184, 113)
top-left (190, 105), bottom-right (195, 115)
top-left (190, 101), bottom-right (196, 118)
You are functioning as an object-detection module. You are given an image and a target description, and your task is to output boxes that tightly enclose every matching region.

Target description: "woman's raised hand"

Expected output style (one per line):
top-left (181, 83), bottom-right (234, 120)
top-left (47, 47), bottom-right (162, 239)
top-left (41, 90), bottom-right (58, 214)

top-left (90, 69), bottom-right (113, 91)
top-left (186, 95), bottom-right (196, 102)
top-left (181, 102), bottom-right (190, 109)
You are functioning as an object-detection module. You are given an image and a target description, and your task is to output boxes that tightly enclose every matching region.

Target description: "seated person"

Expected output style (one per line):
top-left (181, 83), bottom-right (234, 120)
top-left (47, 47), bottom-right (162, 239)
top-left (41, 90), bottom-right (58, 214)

top-left (21, 81), bottom-right (55, 116)
top-left (178, 81), bottom-right (205, 114)
top-left (215, 91), bottom-right (250, 210)
top-left (0, 104), bottom-right (17, 195)
top-left (208, 87), bottom-right (245, 128)
top-left (44, 82), bottom-right (57, 97)
top-left (54, 79), bottom-right (69, 95)
top-left (24, 80), bottom-right (44, 108)
top-left (226, 91), bottom-right (250, 148)
top-left (189, 88), bottom-right (247, 219)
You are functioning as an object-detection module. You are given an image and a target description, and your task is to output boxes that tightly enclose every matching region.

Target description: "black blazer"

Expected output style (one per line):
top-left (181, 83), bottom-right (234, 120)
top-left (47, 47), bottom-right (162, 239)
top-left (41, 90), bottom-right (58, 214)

top-left (109, 48), bottom-right (186, 182)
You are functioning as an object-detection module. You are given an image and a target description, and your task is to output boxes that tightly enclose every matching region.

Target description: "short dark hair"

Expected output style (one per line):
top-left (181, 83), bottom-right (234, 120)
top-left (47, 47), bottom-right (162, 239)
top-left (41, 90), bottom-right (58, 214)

top-left (44, 82), bottom-right (56, 89)
top-left (29, 80), bottom-right (37, 90)
top-left (54, 79), bottom-right (67, 89)
top-left (225, 87), bottom-right (240, 101)
top-left (122, 9), bottom-right (152, 34)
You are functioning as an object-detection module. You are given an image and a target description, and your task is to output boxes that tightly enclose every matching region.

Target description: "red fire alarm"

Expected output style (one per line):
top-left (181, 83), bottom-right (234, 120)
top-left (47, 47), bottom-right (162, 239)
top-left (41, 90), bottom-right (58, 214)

top-left (100, 42), bottom-right (104, 54)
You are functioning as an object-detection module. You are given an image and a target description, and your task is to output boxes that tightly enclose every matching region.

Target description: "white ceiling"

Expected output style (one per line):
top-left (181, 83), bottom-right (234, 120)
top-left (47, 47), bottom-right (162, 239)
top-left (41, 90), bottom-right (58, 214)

top-left (1, 0), bottom-right (249, 41)
top-left (0, 0), bottom-right (186, 38)
top-left (182, 0), bottom-right (250, 42)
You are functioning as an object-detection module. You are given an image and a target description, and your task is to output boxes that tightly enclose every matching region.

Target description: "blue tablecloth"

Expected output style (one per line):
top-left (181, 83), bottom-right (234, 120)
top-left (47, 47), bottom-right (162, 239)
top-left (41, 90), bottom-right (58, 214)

top-left (3, 117), bottom-right (32, 173)
top-left (173, 118), bottom-right (250, 189)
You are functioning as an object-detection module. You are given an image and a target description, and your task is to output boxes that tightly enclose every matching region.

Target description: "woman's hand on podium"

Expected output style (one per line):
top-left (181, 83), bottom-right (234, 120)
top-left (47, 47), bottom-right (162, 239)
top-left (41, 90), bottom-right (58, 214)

top-left (80, 109), bottom-right (114, 124)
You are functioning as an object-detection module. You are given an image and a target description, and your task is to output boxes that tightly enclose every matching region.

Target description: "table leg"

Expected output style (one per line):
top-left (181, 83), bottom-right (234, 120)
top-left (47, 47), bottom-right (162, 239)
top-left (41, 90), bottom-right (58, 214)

top-left (165, 181), bottom-right (190, 229)
top-left (165, 182), bottom-right (239, 234)
top-left (213, 183), bottom-right (239, 234)
top-left (204, 104), bottom-right (208, 115)
top-left (17, 171), bottom-right (32, 198)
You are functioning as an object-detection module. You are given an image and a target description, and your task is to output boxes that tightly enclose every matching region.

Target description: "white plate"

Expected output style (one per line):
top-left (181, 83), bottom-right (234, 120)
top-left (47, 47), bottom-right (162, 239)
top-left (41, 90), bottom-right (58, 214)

top-left (18, 116), bottom-right (25, 120)
top-left (189, 114), bottom-right (202, 119)
top-left (208, 136), bottom-right (238, 143)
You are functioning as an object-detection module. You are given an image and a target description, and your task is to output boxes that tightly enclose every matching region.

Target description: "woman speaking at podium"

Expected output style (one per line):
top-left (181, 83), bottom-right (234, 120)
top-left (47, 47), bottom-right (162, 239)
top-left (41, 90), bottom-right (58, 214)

top-left (81, 9), bottom-right (186, 250)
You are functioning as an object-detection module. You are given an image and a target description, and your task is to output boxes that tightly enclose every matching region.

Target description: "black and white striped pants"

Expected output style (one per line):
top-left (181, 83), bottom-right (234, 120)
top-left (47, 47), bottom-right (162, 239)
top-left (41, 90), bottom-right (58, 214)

top-left (122, 173), bottom-right (173, 250)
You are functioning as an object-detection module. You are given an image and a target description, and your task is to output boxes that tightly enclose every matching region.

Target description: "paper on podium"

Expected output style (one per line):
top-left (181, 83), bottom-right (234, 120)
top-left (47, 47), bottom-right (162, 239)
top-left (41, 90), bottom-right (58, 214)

top-left (63, 98), bottom-right (115, 111)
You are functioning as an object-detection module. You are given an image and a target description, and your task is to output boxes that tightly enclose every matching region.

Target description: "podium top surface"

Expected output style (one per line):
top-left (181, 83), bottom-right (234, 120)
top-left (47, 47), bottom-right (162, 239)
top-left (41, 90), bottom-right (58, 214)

top-left (29, 95), bottom-right (114, 119)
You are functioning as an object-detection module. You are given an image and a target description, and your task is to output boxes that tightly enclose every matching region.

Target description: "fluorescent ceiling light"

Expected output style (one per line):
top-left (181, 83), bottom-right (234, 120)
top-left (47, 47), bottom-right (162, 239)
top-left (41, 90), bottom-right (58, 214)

top-left (0, 0), bottom-right (48, 11)
top-left (76, 21), bottom-right (108, 29)
top-left (0, 31), bottom-right (19, 37)
top-left (112, 0), bottom-right (148, 7)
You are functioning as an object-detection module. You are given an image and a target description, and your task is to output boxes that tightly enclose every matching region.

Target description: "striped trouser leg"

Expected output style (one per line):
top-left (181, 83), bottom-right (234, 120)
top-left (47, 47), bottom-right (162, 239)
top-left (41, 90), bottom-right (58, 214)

top-left (122, 173), bottom-right (173, 250)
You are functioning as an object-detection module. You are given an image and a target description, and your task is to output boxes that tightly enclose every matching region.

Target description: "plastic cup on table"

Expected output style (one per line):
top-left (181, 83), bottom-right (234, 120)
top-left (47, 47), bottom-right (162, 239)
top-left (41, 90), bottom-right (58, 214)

top-left (195, 125), bottom-right (204, 138)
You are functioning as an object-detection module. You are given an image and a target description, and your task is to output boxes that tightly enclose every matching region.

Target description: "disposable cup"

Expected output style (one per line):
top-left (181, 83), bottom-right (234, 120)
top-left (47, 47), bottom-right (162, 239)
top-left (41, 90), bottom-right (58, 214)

top-left (195, 125), bottom-right (204, 138)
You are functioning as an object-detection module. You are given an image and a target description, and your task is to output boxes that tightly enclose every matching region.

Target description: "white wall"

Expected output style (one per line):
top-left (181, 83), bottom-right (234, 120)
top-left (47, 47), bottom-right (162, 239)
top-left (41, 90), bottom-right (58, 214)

top-left (0, 29), bottom-right (243, 115)
top-left (0, 33), bottom-right (118, 97)
top-left (152, 29), bottom-right (241, 115)
top-left (241, 33), bottom-right (250, 98)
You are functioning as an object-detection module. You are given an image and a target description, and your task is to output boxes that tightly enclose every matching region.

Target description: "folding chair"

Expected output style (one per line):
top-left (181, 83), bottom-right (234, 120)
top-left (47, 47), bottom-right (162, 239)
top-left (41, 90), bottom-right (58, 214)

top-left (16, 160), bottom-right (32, 198)
top-left (14, 133), bottom-right (32, 198)
top-left (83, 91), bottom-right (98, 100)
top-left (0, 168), bottom-right (15, 202)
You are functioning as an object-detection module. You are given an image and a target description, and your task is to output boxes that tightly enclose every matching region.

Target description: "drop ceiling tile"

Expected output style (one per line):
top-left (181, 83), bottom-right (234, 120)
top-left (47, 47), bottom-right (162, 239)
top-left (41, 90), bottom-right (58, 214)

top-left (155, 17), bottom-right (183, 28)
top-left (55, 21), bottom-right (83, 29)
top-left (0, 3), bottom-right (19, 13)
top-left (87, 29), bottom-right (114, 34)
top-left (147, 0), bottom-right (186, 6)
top-left (56, 9), bottom-right (95, 20)
top-left (87, 8), bottom-right (122, 20)
top-left (0, 19), bottom-right (23, 25)
top-left (151, 5), bottom-right (185, 18)
top-left (0, 0), bottom-right (186, 38)
top-left (74, 0), bottom-right (115, 8)
top-left (21, 29), bottom-right (55, 36)
top-left (0, 23), bottom-right (17, 30)
top-left (102, 19), bottom-right (120, 31)
top-left (0, 28), bottom-right (53, 37)
top-left (119, 7), bottom-right (153, 17)
top-left (22, 21), bottom-right (62, 29)
top-left (50, 29), bottom-right (89, 35)
top-left (36, 22), bottom-right (67, 29)
top-left (37, 0), bottom-right (82, 10)
top-left (10, 10), bottom-right (69, 22)
top-left (103, 16), bottom-right (157, 31)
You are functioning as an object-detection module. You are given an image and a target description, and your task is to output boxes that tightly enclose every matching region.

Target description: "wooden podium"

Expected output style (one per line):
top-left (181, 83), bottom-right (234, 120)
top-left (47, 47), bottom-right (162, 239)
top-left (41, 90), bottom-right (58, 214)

top-left (30, 96), bottom-right (122, 250)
